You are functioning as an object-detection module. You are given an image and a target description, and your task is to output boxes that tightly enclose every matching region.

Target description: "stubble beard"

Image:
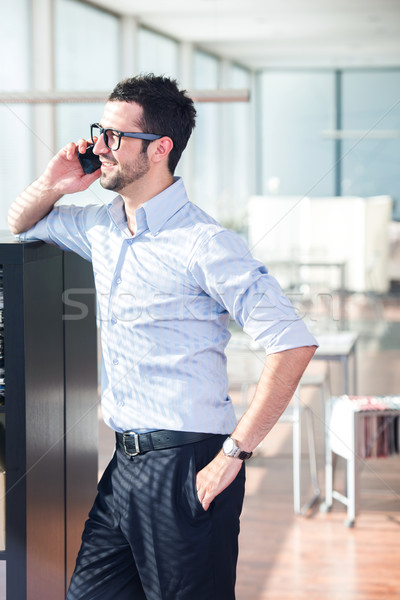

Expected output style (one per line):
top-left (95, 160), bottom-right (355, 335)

top-left (100, 151), bottom-right (150, 192)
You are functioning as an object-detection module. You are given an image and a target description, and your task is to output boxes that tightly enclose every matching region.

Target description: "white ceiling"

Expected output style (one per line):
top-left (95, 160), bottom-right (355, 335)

top-left (87, 0), bottom-right (400, 69)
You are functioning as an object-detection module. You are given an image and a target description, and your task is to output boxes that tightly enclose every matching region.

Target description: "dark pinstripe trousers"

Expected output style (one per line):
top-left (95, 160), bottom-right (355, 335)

top-left (66, 434), bottom-right (246, 600)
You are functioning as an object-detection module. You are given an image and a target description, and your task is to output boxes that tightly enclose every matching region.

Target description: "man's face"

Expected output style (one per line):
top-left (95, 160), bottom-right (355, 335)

top-left (93, 101), bottom-right (150, 194)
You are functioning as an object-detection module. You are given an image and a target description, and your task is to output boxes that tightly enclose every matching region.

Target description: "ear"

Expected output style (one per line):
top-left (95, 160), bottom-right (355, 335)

top-left (149, 136), bottom-right (173, 165)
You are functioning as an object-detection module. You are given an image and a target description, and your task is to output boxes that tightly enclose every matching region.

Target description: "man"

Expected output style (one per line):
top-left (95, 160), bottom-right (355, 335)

top-left (8, 74), bottom-right (317, 600)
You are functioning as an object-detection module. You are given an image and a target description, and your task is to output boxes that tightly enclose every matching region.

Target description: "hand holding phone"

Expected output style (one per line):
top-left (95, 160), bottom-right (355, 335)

top-left (78, 144), bottom-right (102, 174)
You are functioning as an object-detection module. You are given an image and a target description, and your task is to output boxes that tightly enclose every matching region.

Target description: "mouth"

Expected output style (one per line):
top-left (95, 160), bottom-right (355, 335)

top-left (101, 160), bottom-right (117, 169)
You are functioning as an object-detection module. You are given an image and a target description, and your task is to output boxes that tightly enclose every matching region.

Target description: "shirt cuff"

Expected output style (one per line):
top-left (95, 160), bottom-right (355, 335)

top-left (257, 318), bottom-right (319, 355)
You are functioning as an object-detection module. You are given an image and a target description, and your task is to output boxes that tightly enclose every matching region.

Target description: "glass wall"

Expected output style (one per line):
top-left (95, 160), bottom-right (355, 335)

top-left (220, 64), bottom-right (252, 232)
top-left (192, 50), bottom-right (220, 218)
top-left (341, 70), bottom-right (400, 220)
top-left (0, 0), bottom-right (33, 228)
top-left (5, 0), bottom-right (398, 237)
top-left (55, 0), bottom-right (120, 206)
top-left (0, 1), bottom-right (253, 228)
top-left (258, 68), bottom-right (400, 220)
top-left (137, 28), bottom-right (179, 80)
top-left (259, 71), bottom-right (336, 198)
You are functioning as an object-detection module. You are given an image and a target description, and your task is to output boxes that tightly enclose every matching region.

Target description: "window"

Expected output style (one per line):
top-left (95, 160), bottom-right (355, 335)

top-left (0, 0), bottom-right (32, 228)
top-left (137, 28), bottom-right (179, 79)
top-left (341, 70), bottom-right (400, 220)
top-left (55, 0), bottom-right (120, 206)
top-left (192, 51), bottom-right (220, 218)
top-left (220, 64), bottom-right (252, 231)
top-left (259, 71), bottom-right (336, 197)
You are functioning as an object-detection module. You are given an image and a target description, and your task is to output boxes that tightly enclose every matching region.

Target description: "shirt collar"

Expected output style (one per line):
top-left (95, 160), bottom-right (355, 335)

top-left (108, 177), bottom-right (189, 237)
top-left (141, 176), bottom-right (189, 235)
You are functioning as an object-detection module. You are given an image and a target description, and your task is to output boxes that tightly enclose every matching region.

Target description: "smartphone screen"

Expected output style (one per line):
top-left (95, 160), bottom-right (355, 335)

top-left (78, 144), bottom-right (102, 174)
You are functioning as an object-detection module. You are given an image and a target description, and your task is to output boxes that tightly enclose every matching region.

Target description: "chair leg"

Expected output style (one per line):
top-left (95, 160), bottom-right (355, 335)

top-left (320, 396), bottom-right (333, 513)
top-left (292, 408), bottom-right (301, 514)
top-left (345, 410), bottom-right (359, 527)
top-left (305, 407), bottom-right (320, 496)
top-left (292, 404), bottom-right (321, 516)
top-left (299, 407), bottom-right (321, 514)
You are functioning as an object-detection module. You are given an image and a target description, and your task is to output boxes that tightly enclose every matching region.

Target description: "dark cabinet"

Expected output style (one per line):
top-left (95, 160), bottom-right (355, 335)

top-left (0, 235), bottom-right (98, 599)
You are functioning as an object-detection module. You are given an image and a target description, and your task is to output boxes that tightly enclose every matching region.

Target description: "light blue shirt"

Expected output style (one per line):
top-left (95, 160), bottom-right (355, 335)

top-left (21, 177), bottom-right (317, 433)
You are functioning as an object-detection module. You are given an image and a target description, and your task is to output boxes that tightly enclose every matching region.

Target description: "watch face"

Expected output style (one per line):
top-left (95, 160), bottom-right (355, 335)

top-left (223, 437), bottom-right (235, 455)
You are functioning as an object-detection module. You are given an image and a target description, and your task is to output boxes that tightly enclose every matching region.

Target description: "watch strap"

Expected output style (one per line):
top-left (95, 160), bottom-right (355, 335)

top-left (236, 448), bottom-right (253, 460)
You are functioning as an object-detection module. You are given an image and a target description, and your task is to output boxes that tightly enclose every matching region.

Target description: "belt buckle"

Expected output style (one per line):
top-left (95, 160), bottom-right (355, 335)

top-left (122, 432), bottom-right (140, 457)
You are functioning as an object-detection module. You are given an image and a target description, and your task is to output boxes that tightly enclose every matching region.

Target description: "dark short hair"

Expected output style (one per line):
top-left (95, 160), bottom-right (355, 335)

top-left (108, 74), bottom-right (196, 174)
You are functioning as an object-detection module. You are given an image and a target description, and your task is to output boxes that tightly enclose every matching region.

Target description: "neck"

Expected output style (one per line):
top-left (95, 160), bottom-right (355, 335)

top-left (122, 172), bottom-right (175, 235)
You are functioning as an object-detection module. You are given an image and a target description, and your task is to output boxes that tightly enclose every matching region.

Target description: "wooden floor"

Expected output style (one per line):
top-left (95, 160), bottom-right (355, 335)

top-left (234, 294), bottom-right (400, 600)
top-left (236, 446), bottom-right (400, 600)
top-left (96, 293), bottom-right (400, 600)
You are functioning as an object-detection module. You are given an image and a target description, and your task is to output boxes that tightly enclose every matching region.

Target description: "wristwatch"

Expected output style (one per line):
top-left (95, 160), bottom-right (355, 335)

top-left (222, 436), bottom-right (253, 460)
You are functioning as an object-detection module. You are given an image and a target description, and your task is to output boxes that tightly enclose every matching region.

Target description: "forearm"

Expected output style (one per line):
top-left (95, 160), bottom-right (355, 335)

top-left (231, 345), bottom-right (317, 453)
top-left (8, 175), bottom-right (63, 235)
top-left (196, 345), bottom-right (316, 510)
top-left (8, 141), bottom-right (101, 235)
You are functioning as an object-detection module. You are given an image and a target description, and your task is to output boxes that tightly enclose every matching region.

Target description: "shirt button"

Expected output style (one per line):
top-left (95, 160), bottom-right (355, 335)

top-left (116, 277), bottom-right (122, 285)
top-left (113, 358), bottom-right (119, 365)
top-left (111, 316), bottom-right (117, 325)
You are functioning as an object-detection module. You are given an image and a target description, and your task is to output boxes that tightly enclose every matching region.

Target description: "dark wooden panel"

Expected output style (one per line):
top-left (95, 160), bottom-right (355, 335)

top-left (24, 255), bottom-right (65, 600)
top-left (63, 252), bottom-right (98, 588)
top-left (3, 263), bottom-right (28, 599)
top-left (0, 241), bottom-right (99, 599)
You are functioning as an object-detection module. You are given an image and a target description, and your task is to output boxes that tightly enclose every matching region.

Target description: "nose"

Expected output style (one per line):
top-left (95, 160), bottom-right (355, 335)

top-left (93, 134), bottom-right (108, 155)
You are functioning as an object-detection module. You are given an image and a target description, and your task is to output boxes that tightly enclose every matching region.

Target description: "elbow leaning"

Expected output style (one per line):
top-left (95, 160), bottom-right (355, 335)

top-left (7, 218), bottom-right (21, 236)
top-left (7, 208), bottom-right (25, 236)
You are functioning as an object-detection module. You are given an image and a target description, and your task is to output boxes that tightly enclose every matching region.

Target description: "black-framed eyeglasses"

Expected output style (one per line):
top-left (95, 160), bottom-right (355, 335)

top-left (90, 123), bottom-right (162, 151)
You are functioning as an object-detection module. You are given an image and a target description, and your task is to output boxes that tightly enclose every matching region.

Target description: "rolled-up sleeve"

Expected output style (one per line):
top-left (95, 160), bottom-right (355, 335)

top-left (18, 203), bottom-right (105, 262)
top-left (189, 228), bottom-right (318, 354)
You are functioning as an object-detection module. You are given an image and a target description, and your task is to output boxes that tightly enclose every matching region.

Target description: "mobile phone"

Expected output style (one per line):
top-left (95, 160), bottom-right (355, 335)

top-left (77, 144), bottom-right (102, 174)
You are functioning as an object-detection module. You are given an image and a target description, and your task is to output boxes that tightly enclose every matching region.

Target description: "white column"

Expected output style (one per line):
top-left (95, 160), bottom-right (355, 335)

top-left (179, 41), bottom-right (194, 89)
top-left (218, 59), bottom-right (233, 223)
top-left (249, 70), bottom-right (258, 196)
top-left (32, 0), bottom-right (56, 176)
top-left (120, 15), bottom-right (138, 78)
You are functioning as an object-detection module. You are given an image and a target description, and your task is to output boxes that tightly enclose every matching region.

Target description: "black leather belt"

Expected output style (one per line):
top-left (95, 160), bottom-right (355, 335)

top-left (116, 430), bottom-right (215, 457)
